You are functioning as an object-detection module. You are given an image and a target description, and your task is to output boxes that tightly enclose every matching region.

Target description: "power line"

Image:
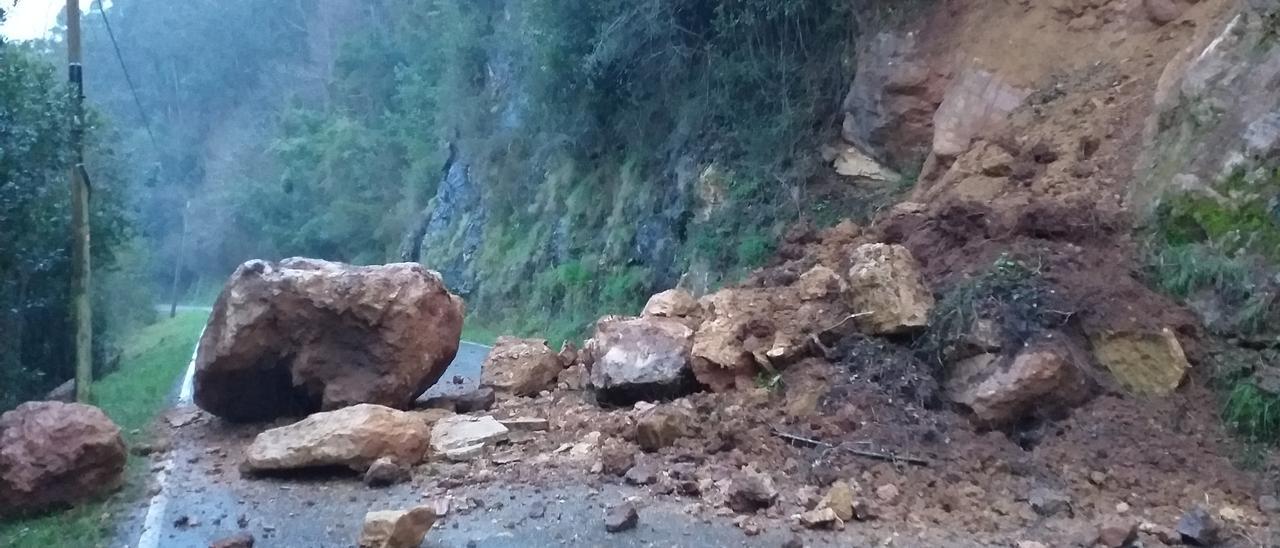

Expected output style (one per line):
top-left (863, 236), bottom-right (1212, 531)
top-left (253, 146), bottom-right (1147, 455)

top-left (92, 0), bottom-right (159, 154)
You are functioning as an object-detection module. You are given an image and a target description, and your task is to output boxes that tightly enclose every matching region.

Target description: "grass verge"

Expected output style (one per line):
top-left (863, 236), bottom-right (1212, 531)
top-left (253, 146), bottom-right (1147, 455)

top-left (0, 310), bottom-right (207, 548)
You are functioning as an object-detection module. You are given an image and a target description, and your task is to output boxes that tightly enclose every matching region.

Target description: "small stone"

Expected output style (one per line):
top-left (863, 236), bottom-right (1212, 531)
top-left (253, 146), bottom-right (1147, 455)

top-left (1176, 505), bottom-right (1220, 546)
top-left (820, 481), bottom-right (855, 522)
top-left (1097, 517), bottom-right (1137, 548)
top-left (1139, 521), bottom-right (1180, 545)
top-left (851, 500), bottom-right (877, 521)
top-left (209, 532), bottom-right (255, 548)
top-left (1088, 471), bottom-right (1107, 486)
top-left (875, 484), bottom-right (900, 504)
top-left (498, 417), bottom-right (549, 431)
top-left (363, 457), bottom-right (410, 488)
top-left (728, 472), bottom-right (779, 513)
top-left (781, 535), bottom-right (804, 548)
top-left (604, 503), bottom-right (639, 533)
top-left (799, 507), bottom-right (841, 529)
top-left (1115, 502), bottom-right (1130, 514)
top-left (635, 411), bottom-right (687, 452)
top-left (1259, 495), bottom-right (1280, 515)
top-left (624, 462), bottom-right (659, 486)
top-left (1028, 488), bottom-right (1072, 517)
top-left (598, 439), bottom-right (635, 476)
top-left (358, 507), bottom-right (437, 548)
top-left (736, 516), bottom-right (763, 536)
top-left (528, 502), bottom-right (547, 519)
top-left (1016, 542), bottom-right (1048, 548)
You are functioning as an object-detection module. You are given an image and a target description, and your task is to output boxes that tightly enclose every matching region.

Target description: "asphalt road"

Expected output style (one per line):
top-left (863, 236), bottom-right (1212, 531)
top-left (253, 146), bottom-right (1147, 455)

top-left (109, 340), bottom-right (908, 548)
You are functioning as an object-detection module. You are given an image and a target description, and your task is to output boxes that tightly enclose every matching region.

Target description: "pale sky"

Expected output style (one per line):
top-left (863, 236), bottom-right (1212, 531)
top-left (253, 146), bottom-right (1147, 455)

top-left (1, 0), bottom-right (96, 41)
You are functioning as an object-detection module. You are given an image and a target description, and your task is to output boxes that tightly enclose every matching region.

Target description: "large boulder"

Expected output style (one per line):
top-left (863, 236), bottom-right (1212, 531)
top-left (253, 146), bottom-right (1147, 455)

top-left (480, 337), bottom-right (564, 396)
top-left (194, 258), bottom-right (464, 422)
top-left (358, 506), bottom-right (438, 548)
top-left (846, 244), bottom-right (935, 335)
top-left (0, 401), bottom-right (126, 516)
top-left (946, 336), bottom-right (1093, 426)
top-left (243, 404), bottom-right (431, 473)
top-left (588, 316), bottom-right (698, 404)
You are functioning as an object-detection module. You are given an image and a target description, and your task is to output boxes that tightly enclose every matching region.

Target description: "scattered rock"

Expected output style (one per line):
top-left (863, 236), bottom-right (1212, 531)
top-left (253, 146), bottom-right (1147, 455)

top-left (557, 364), bottom-right (589, 391)
top-left (624, 462), bottom-right (659, 486)
top-left (799, 507), bottom-right (842, 529)
top-left (1259, 495), bottom-right (1280, 515)
top-left (820, 481), bottom-right (855, 522)
top-left (635, 411), bottom-right (688, 452)
top-left (1091, 329), bottom-right (1189, 396)
top-left (832, 145), bottom-right (901, 183)
top-left (1096, 517), bottom-right (1137, 548)
top-left (1016, 542), bottom-right (1047, 548)
top-left (243, 404), bottom-right (431, 473)
top-left (642, 289), bottom-right (702, 323)
top-left (363, 457), bottom-right (411, 487)
top-left (1139, 521), bottom-right (1181, 545)
top-left (795, 265), bottom-right (848, 301)
top-left (498, 417), bottom-right (548, 432)
top-left (358, 506), bottom-right (438, 548)
top-left (209, 532), bottom-right (256, 548)
top-left (587, 316), bottom-right (698, 404)
top-left (852, 500), bottom-right (877, 521)
top-left (781, 535), bottom-right (805, 548)
top-left (0, 401), bottom-right (126, 516)
top-left (604, 503), bottom-right (639, 533)
top-left (735, 515), bottom-right (763, 536)
top-left (419, 387), bottom-right (495, 413)
top-left (1028, 488), bottom-right (1073, 517)
top-left (845, 243), bottom-right (934, 334)
top-left (598, 439), bottom-right (636, 476)
top-left (946, 336), bottom-right (1092, 426)
top-left (728, 472), bottom-right (779, 513)
top-left (430, 415), bottom-right (509, 459)
top-left (194, 258), bottom-right (464, 422)
top-left (875, 484), bottom-right (900, 504)
top-left (1176, 505), bottom-right (1220, 546)
top-left (480, 337), bottom-right (565, 396)
top-left (1144, 0), bottom-right (1182, 24)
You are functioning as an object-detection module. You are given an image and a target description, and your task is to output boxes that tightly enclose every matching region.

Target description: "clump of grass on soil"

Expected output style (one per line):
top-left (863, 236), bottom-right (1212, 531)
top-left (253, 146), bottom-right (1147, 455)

top-left (0, 310), bottom-right (207, 548)
top-left (1223, 382), bottom-right (1280, 446)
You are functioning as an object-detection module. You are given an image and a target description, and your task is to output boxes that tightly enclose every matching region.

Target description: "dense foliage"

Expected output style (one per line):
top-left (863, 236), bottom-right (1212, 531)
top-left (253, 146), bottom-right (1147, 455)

top-left (0, 41), bottom-right (146, 410)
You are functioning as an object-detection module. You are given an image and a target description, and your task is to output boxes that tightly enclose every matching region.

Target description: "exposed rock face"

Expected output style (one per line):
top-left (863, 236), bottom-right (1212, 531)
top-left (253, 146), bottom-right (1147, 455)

top-left (587, 316), bottom-right (699, 404)
top-left (358, 506), bottom-right (438, 548)
top-left (846, 244), bottom-right (935, 335)
top-left (0, 402), bottom-right (126, 516)
top-left (946, 336), bottom-right (1093, 426)
top-left (842, 31), bottom-right (943, 171)
top-left (194, 258), bottom-right (464, 422)
top-left (1090, 329), bottom-right (1189, 396)
top-left (480, 337), bottom-right (564, 396)
top-left (930, 69), bottom-right (1030, 159)
top-left (243, 404), bottom-right (431, 473)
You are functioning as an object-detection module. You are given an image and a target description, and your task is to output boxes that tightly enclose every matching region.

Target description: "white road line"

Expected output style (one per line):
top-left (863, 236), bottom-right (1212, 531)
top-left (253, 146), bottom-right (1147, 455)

top-left (135, 335), bottom-right (485, 548)
top-left (137, 332), bottom-right (201, 548)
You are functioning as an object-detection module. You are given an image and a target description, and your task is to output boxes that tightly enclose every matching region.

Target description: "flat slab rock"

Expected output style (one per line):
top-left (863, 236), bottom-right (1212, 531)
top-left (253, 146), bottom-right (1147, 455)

top-left (194, 258), bottom-right (464, 422)
top-left (430, 415), bottom-right (509, 460)
top-left (243, 404), bottom-right (431, 473)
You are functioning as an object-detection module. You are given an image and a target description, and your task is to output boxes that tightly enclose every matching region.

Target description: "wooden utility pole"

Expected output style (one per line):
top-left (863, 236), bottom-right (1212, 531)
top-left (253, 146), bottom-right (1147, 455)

top-left (168, 201), bottom-right (189, 318)
top-left (67, 0), bottom-right (94, 403)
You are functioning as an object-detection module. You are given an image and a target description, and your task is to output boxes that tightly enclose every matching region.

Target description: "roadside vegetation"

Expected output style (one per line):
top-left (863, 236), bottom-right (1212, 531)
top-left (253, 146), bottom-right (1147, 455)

top-left (1144, 163), bottom-right (1280, 448)
top-left (0, 311), bottom-right (207, 548)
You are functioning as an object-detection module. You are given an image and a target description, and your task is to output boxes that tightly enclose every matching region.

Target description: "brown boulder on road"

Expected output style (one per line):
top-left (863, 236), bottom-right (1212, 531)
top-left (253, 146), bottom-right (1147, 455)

top-left (243, 404), bottom-right (431, 473)
top-left (586, 316), bottom-right (699, 404)
top-left (480, 337), bottom-right (565, 396)
top-left (0, 401), bottom-right (126, 516)
top-left (194, 258), bottom-right (464, 422)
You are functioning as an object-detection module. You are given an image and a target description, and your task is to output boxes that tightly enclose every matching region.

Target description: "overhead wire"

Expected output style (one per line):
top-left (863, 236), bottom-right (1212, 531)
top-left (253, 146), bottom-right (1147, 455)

top-left (91, 0), bottom-right (160, 154)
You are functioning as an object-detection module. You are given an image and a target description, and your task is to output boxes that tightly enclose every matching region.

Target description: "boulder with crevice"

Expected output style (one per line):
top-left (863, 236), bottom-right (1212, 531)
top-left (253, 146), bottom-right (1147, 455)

top-left (243, 404), bottom-right (431, 473)
top-left (0, 401), bottom-right (126, 516)
top-left (194, 258), bottom-right (464, 422)
top-left (946, 335), bottom-right (1093, 426)
top-left (480, 337), bottom-right (565, 396)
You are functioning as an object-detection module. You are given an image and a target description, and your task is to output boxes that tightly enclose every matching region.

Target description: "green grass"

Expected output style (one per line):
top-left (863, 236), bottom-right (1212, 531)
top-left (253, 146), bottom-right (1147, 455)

top-left (1223, 382), bottom-right (1280, 446)
top-left (0, 310), bottom-right (208, 548)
